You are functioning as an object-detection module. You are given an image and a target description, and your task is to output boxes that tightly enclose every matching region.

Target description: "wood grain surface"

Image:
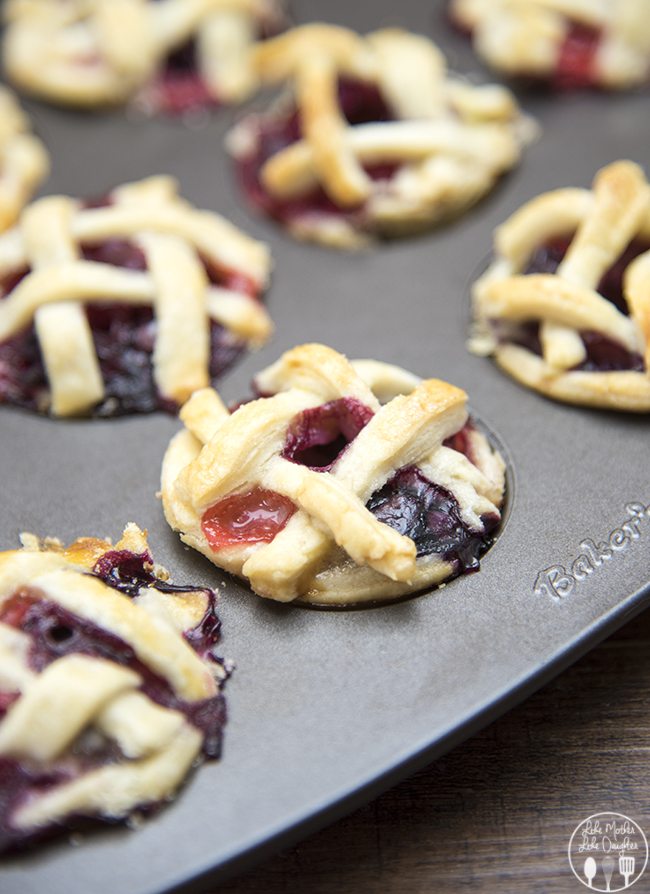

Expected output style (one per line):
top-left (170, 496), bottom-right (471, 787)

top-left (216, 608), bottom-right (650, 893)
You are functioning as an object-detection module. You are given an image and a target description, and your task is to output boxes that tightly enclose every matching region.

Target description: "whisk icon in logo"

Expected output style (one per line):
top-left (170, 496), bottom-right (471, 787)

top-left (568, 813), bottom-right (648, 891)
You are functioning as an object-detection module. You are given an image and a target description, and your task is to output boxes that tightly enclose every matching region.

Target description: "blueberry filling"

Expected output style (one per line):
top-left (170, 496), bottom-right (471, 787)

top-left (280, 404), bottom-right (498, 573)
top-left (366, 466), bottom-right (499, 571)
top-left (0, 554), bottom-right (227, 853)
top-left (0, 232), bottom-right (258, 417)
top-left (236, 78), bottom-right (398, 226)
top-left (494, 320), bottom-right (543, 357)
top-left (575, 331), bottom-right (644, 373)
top-left (282, 397), bottom-right (375, 470)
top-left (0, 590), bottom-right (226, 755)
top-left (495, 323), bottom-right (644, 374)
top-left (523, 236), bottom-right (571, 278)
top-left (205, 394), bottom-right (499, 578)
top-left (494, 234), bottom-right (649, 372)
top-left (91, 549), bottom-right (224, 665)
top-left (525, 235), bottom-right (650, 314)
top-left (0, 759), bottom-right (80, 854)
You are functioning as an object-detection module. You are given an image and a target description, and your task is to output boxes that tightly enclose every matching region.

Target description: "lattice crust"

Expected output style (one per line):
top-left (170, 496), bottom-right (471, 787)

top-left (3, 0), bottom-right (286, 109)
top-left (0, 175), bottom-right (272, 417)
top-left (470, 160), bottom-right (650, 412)
top-left (162, 344), bottom-right (506, 605)
top-left (450, 0), bottom-right (650, 89)
top-left (0, 523), bottom-right (227, 851)
top-left (0, 87), bottom-right (49, 233)
top-left (226, 24), bottom-right (533, 249)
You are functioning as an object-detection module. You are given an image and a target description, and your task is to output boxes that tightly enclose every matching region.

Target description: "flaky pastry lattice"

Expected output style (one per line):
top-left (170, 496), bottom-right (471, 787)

top-left (4, 0), bottom-right (286, 114)
top-left (162, 344), bottom-right (506, 605)
top-left (0, 175), bottom-right (272, 418)
top-left (227, 23), bottom-right (533, 249)
top-left (0, 524), bottom-right (227, 853)
top-left (470, 160), bottom-right (650, 412)
top-left (450, 0), bottom-right (650, 90)
top-left (0, 87), bottom-right (48, 234)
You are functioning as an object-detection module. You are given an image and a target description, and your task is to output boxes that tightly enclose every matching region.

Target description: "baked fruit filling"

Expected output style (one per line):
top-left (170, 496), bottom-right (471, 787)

top-left (470, 161), bottom-right (650, 411)
top-left (0, 246), bottom-right (249, 416)
top-left (555, 21), bottom-right (602, 89)
top-left (201, 397), bottom-right (374, 548)
top-left (367, 461), bottom-right (500, 572)
top-left (227, 24), bottom-right (529, 249)
top-left (162, 345), bottom-right (506, 604)
top-left (0, 528), bottom-right (227, 853)
top-left (202, 489), bottom-right (296, 549)
top-left (450, 6), bottom-right (603, 90)
top-left (281, 402), bottom-right (501, 572)
top-left (281, 397), bottom-right (375, 470)
top-left (0, 178), bottom-right (270, 417)
top-left (141, 10), bottom-right (286, 116)
top-left (235, 79), bottom-right (398, 227)
top-left (3, 0), bottom-right (289, 114)
top-left (494, 234), bottom-right (649, 373)
top-left (368, 419), bottom-right (501, 572)
top-left (142, 38), bottom-right (217, 116)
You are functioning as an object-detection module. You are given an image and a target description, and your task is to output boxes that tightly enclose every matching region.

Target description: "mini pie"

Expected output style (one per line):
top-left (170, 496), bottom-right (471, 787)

top-left (0, 175), bottom-right (272, 418)
top-left (0, 87), bottom-right (48, 233)
top-left (3, 0), bottom-right (287, 115)
top-left (0, 523), bottom-right (227, 853)
top-left (470, 160), bottom-right (650, 412)
top-left (226, 24), bottom-right (533, 249)
top-left (162, 344), bottom-right (506, 605)
top-left (450, 0), bottom-right (650, 90)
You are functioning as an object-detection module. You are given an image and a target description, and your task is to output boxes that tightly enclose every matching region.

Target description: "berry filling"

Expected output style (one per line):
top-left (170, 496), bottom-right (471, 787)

top-left (443, 420), bottom-right (476, 463)
top-left (201, 488), bottom-right (296, 550)
top-left (524, 235), bottom-right (650, 313)
top-left (366, 466), bottom-right (499, 571)
top-left (494, 234), bottom-right (650, 371)
top-left (282, 397), bottom-right (374, 471)
top-left (0, 228), bottom-right (259, 417)
top-left (450, 9), bottom-right (602, 90)
top-left (554, 21), bottom-right (602, 90)
top-left (0, 591), bottom-right (226, 749)
top-left (144, 39), bottom-right (217, 116)
top-left (92, 548), bottom-right (224, 664)
top-left (0, 760), bottom-right (80, 854)
top-left (235, 78), bottom-right (398, 226)
top-left (202, 397), bottom-right (497, 581)
top-left (141, 7), bottom-right (287, 116)
top-left (0, 552), bottom-right (226, 853)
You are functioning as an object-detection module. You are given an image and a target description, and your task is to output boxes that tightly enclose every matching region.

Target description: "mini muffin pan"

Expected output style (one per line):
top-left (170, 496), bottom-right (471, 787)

top-left (1, 1), bottom-right (649, 892)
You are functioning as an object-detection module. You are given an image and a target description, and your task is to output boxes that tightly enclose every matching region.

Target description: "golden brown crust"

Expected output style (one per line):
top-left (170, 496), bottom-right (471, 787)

top-left (162, 344), bottom-right (506, 605)
top-left (470, 160), bottom-right (650, 412)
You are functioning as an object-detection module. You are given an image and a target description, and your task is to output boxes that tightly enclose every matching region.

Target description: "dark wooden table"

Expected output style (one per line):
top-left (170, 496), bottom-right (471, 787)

top-left (215, 608), bottom-right (650, 893)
